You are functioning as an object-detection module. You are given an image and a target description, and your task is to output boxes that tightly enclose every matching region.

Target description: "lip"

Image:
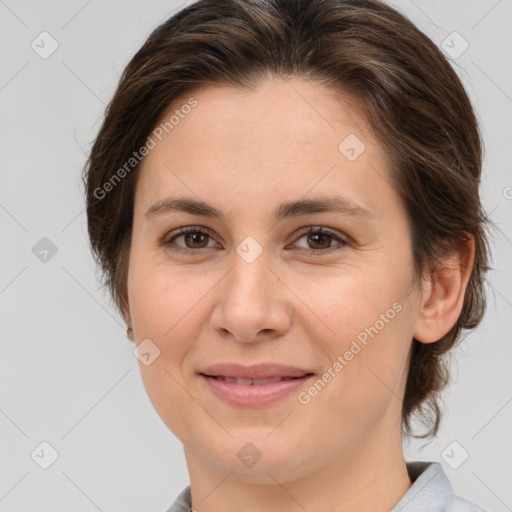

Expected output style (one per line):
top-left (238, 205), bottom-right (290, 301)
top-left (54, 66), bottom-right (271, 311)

top-left (199, 362), bottom-right (313, 380)
top-left (200, 373), bottom-right (315, 407)
top-left (198, 363), bottom-right (315, 407)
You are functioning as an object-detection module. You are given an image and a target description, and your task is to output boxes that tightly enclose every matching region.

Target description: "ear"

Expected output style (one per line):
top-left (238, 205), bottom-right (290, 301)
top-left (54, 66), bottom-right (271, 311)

top-left (413, 235), bottom-right (475, 344)
top-left (126, 324), bottom-right (135, 342)
top-left (122, 305), bottom-right (135, 343)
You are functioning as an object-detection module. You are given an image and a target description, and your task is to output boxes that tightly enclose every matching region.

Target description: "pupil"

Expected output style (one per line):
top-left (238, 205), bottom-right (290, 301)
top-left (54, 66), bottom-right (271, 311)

top-left (186, 232), bottom-right (207, 247)
top-left (309, 233), bottom-right (330, 249)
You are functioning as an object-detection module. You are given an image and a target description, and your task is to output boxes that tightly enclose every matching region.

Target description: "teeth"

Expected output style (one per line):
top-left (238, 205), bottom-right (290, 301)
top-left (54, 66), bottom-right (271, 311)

top-left (214, 376), bottom-right (298, 385)
top-left (253, 378), bottom-right (279, 384)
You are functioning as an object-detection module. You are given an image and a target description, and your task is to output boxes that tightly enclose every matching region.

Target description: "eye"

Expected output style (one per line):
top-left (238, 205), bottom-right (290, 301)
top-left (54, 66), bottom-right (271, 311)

top-left (291, 226), bottom-right (349, 253)
top-left (161, 225), bottom-right (349, 255)
top-left (162, 226), bottom-right (218, 252)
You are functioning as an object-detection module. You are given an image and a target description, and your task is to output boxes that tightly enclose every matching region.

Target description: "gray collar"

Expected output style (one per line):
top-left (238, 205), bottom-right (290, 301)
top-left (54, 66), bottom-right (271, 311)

top-left (165, 461), bottom-right (485, 512)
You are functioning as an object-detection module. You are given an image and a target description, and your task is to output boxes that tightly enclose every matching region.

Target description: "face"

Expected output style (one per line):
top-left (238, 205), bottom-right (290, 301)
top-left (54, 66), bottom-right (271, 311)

top-left (127, 78), bottom-right (422, 484)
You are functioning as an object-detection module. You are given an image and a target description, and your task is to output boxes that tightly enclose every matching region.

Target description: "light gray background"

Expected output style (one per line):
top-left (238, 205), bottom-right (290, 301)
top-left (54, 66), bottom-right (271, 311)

top-left (0, 1), bottom-right (511, 511)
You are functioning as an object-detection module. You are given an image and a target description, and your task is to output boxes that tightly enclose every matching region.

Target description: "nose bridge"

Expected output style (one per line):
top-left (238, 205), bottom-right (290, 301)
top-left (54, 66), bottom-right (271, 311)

top-left (227, 248), bottom-right (274, 313)
top-left (210, 245), bottom-right (290, 341)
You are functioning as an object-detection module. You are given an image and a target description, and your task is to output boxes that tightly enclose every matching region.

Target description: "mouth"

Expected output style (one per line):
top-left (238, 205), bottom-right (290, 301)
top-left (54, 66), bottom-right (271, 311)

top-left (200, 374), bottom-right (313, 385)
top-left (200, 373), bottom-right (313, 386)
top-left (198, 371), bottom-right (315, 407)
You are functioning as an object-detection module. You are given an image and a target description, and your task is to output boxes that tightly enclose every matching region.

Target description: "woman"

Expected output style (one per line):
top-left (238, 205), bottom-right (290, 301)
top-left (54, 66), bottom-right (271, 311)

top-left (83, 0), bottom-right (491, 510)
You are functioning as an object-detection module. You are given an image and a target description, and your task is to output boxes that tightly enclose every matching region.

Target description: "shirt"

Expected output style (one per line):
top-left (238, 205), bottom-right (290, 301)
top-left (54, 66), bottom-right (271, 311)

top-left (165, 460), bottom-right (487, 512)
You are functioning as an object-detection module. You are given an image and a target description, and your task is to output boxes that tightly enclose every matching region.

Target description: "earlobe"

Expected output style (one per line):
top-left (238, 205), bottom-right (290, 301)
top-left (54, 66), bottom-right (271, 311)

top-left (123, 306), bottom-right (135, 342)
top-left (413, 236), bottom-right (475, 344)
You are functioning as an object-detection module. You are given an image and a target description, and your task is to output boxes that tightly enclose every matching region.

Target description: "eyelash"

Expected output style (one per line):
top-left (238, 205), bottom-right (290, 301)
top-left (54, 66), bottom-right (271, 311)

top-left (161, 225), bottom-right (349, 255)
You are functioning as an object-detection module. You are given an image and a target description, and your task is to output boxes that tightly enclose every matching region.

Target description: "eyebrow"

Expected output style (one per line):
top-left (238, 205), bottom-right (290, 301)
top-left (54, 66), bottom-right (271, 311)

top-left (144, 196), bottom-right (373, 222)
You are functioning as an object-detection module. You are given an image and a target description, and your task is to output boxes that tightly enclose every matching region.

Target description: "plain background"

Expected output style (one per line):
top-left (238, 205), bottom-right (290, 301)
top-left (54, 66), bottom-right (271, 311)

top-left (0, 1), bottom-right (511, 511)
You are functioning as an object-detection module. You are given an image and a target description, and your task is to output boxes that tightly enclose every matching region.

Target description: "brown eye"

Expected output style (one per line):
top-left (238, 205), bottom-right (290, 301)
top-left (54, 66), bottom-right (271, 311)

top-left (307, 232), bottom-right (333, 250)
top-left (293, 227), bottom-right (348, 253)
top-left (163, 227), bottom-right (217, 251)
top-left (182, 231), bottom-right (209, 248)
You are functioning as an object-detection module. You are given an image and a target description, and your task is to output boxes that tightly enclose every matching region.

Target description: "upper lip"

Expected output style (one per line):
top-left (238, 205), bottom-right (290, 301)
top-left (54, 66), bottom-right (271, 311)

top-left (199, 363), bottom-right (314, 379)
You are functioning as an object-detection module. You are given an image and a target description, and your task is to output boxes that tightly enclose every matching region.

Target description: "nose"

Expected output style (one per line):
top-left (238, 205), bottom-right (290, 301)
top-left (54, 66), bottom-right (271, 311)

top-left (209, 250), bottom-right (292, 343)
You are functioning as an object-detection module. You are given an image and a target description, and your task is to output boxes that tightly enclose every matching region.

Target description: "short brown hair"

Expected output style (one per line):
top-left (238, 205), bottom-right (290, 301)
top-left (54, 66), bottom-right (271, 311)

top-left (83, 0), bottom-right (491, 440)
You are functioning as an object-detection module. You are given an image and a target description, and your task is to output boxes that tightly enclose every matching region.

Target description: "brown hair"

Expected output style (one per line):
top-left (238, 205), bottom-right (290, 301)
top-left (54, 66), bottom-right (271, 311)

top-left (83, 0), bottom-right (491, 440)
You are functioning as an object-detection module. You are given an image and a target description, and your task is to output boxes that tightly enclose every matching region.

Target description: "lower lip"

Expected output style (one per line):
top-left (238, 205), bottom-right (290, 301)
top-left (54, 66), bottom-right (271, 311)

top-left (199, 374), bottom-right (314, 407)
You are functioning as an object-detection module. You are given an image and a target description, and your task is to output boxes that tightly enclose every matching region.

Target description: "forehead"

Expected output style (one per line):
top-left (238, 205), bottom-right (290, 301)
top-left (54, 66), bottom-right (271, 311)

top-left (158, 78), bottom-right (371, 149)
top-left (135, 78), bottom-right (394, 219)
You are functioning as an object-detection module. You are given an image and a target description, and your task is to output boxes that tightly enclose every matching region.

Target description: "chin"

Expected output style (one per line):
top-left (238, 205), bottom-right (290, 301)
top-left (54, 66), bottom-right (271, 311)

top-left (195, 434), bottom-right (311, 483)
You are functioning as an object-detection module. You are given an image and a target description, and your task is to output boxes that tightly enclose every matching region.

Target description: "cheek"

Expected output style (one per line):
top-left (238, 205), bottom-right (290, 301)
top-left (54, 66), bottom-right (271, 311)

top-left (128, 262), bottom-right (206, 438)
top-left (298, 267), bottom-right (405, 352)
top-left (128, 256), bottom-right (207, 340)
top-left (301, 267), bottom-right (414, 416)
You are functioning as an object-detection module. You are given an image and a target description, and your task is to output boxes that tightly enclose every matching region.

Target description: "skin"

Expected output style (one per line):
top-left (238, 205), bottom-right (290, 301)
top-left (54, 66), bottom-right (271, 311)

top-left (125, 78), bottom-right (474, 512)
